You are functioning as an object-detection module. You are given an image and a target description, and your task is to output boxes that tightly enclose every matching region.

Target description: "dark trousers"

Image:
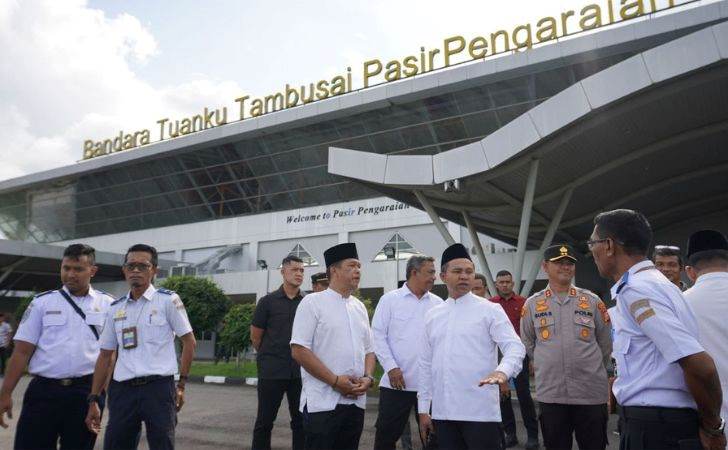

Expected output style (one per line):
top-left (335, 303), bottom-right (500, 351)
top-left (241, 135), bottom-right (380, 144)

top-left (303, 404), bottom-right (364, 450)
top-left (539, 402), bottom-right (608, 450)
top-left (15, 376), bottom-right (104, 450)
top-left (0, 346), bottom-right (8, 375)
top-left (618, 406), bottom-right (701, 450)
top-left (374, 387), bottom-right (436, 450)
top-left (104, 377), bottom-right (176, 450)
top-left (500, 356), bottom-right (538, 440)
top-left (433, 420), bottom-right (503, 450)
top-left (252, 378), bottom-right (304, 450)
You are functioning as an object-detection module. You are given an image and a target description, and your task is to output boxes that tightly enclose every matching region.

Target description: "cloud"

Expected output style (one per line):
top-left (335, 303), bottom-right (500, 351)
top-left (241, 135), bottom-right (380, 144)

top-left (0, 0), bottom-right (242, 181)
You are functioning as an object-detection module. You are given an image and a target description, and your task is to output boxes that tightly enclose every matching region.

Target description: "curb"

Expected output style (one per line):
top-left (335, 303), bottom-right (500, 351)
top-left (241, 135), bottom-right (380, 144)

top-left (178, 375), bottom-right (257, 386)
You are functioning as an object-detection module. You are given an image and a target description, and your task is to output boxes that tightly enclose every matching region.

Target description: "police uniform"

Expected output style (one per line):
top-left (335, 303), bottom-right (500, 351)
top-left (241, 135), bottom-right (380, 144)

top-left (520, 245), bottom-right (612, 450)
top-left (99, 284), bottom-right (193, 450)
top-left (611, 260), bottom-right (706, 450)
top-left (13, 286), bottom-right (113, 450)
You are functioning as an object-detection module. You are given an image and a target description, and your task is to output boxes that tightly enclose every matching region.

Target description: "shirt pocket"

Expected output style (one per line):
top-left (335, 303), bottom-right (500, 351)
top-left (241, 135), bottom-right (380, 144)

top-left (390, 310), bottom-right (414, 340)
top-left (536, 316), bottom-right (555, 341)
top-left (85, 312), bottom-right (106, 327)
top-left (612, 334), bottom-right (631, 377)
top-left (573, 315), bottom-right (595, 342)
top-left (148, 313), bottom-right (171, 343)
top-left (42, 312), bottom-right (67, 327)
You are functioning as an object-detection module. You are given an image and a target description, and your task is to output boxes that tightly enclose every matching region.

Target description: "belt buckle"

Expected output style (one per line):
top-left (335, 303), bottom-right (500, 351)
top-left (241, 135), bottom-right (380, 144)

top-left (131, 377), bottom-right (147, 386)
top-left (59, 378), bottom-right (73, 387)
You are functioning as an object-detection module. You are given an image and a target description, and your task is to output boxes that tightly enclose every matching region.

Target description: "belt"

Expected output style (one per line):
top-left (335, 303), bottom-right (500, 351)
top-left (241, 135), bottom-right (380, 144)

top-left (620, 406), bottom-right (698, 423)
top-left (35, 374), bottom-right (93, 387)
top-left (118, 375), bottom-right (172, 387)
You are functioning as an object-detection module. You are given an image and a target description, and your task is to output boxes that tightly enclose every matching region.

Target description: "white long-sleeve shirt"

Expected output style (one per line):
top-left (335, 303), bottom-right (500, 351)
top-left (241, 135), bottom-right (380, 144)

top-left (417, 292), bottom-right (525, 422)
top-left (371, 283), bottom-right (443, 391)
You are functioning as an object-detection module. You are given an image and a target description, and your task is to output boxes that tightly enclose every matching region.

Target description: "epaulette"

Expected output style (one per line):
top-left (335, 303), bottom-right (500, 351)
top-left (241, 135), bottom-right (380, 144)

top-left (157, 288), bottom-right (175, 296)
top-left (96, 289), bottom-right (115, 298)
top-left (111, 295), bottom-right (127, 306)
top-left (34, 290), bottom-right (54, 299)
top-left (576, 287), bottom-right (600, 299)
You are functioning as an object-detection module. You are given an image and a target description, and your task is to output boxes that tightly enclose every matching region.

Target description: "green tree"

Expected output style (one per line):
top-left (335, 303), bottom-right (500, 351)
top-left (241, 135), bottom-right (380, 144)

top-left (219, 303), bottom-right (256, 356)
top-left (160, 276), bottom-right (230, 335)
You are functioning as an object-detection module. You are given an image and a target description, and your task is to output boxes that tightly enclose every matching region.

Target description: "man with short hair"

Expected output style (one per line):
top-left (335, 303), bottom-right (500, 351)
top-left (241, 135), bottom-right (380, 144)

top-left (310, 272), bottom-right (329, 293)
top-left (0, 244), bottom-right (114, 449)
top-left (0, 313), bottom-right (11, 376)
top-left (490, 270), bottom-right (539, 449)
top-left (589, 209), bottom-right (725, 450)
top-left (372, 255), bottom-right (443, 450)
top-left (291, 243), bottom-right (375, 450)
top-left (653, 245), bottom-right (688, 291)
top-left (684, 230), bottom-right (728, 424)
top-left (521, 245), bottom-right (612, 450)
top-left (86, 243), bottom-right (196, 450)
top-left (418, 244), bottom-right (525, 450)
top-left (250, 255), bottom-right (306, 450)
top-left (472, 273), bottom-right (490, 298)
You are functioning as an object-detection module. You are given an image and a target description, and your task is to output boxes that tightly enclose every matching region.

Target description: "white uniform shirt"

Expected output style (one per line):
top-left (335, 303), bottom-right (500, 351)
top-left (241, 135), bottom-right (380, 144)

top-left (14, 286), bottom-right (113, 378)
top-left (290, 288), bottom-right (373, 413)
top-left (610, 260), bottom-right (704, 409)
top-left (99, 285), bottom-right (193, 382)
top-left (417, 292), bottom-right (525, 422)
top-left (371, 283), bottom-right (443, 391)
top-left (0, 322), bottom-right (12, 347)
top-left (684, 272), bottom-right (728, 420)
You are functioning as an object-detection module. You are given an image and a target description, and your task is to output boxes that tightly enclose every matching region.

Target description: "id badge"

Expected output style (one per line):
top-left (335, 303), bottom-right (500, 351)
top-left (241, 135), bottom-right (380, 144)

top-left (121, 326), bottom-right (138, 349)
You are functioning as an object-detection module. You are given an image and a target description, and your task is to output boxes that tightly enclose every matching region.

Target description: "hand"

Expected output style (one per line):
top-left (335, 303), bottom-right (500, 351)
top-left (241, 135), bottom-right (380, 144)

top-left (350, 377), bottom-right (373, 396)
top-left (0, 393), bottom-right (12, 429)
top-left (699, 427), bottom-right (726, 450)
top-left (499, 380), bottom-right (511, 400)
top-left (607, 377), bottom-right (616, 414)
top-left (85, 401), bottom-right (102, 434)
top-left (479, 370), bottom-right (508, 387)
top-left (333, 374), bottom-right (357, 397)
top-left (418, 413), bottom-right (434, 444)
top-left (175, 386), bottom-right (185, 412)
top-left (388, 368), bottom-right (406, 390)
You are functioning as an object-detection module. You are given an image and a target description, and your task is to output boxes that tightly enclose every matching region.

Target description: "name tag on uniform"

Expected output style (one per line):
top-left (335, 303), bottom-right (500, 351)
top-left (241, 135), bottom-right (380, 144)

top-left (121, 326), bottom-right (138, 349)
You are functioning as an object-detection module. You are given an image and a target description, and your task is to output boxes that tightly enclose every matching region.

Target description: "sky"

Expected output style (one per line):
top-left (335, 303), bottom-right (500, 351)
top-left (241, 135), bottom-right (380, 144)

top-left (0, 0), bottom-right (690, 181)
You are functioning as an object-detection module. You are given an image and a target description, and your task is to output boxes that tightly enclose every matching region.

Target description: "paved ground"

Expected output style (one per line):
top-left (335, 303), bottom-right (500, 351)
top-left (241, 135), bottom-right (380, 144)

top-left (0, 376), bottom-right (620, 449)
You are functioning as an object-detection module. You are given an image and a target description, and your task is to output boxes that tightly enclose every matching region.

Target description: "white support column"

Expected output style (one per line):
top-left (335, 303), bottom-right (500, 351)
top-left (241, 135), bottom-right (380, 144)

top-left (513, 159), bottom-right (540, 290)
top-left (414, 190), bottom-right (455, 246)
top-left (462, 212), bottom-right (496, 296)
top-left (520, 187), bottom-right (573, 296)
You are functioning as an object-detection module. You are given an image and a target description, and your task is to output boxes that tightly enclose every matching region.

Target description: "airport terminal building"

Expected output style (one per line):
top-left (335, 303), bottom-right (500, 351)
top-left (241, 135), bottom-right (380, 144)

top-left (1, 0), bottom-right (727, 304)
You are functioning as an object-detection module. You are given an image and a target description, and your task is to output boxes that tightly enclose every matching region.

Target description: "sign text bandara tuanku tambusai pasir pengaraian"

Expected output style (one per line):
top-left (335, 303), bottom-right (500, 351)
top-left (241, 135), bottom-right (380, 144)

top-left (82, 0), bottom-right (681, 160)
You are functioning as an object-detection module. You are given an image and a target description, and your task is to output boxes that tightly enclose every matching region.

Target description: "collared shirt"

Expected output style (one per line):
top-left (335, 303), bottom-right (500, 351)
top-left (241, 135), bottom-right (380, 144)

top-left (14, 286), bottom-right (113, 378)
top-left (489, 294), bottom-right (527, 336)
top-left (684, 271), bottom-right (728, 420)
top-left (610, 260), bottom-right (704, 409)
top-left (0, 322), bottom-right (12, 347)
top-left (290, 288), bottom-right (373, 413)
top-left (417, 292), bottom-right (525, 422)
top-left (371, 283), bottom-right (443, 391)
top-left (251, 285), bottom-right (303, 379)
top-left (99, 284), bottom-right (193, 382)
top-left (520, 285), bottom-right (612, 404)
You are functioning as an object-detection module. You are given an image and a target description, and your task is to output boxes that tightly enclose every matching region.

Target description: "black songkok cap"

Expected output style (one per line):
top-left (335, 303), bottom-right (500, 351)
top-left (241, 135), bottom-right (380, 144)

top-left (544, 244), bottom-right (578, 262)
top-left (324, 243), bottom-right (358, 267)
top-left (686, 230), bottom-right (728, 258)
top-left (441, 243), bottom-right (471, 266)
top-left (311, 272), bottom-right (328, 284)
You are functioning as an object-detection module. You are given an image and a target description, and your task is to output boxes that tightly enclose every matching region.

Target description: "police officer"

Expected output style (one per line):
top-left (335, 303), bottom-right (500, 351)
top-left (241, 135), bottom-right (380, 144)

top-left (0, 243), bottom-right (114, 449)
top-left (589, 209), bottom-right (725, 450)
top-left (85, 243), bottom-right (197, 450)
top-left (310, 272), bottom-right (329, 293)
top-left (521, 244), bottom-right (612, 450)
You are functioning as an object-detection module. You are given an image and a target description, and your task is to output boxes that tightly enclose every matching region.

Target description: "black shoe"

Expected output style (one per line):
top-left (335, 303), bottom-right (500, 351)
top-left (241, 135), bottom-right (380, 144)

top-left (504, 435), bottom-right (518, 448)
top-left (525, 436), bottom-right (539, 450)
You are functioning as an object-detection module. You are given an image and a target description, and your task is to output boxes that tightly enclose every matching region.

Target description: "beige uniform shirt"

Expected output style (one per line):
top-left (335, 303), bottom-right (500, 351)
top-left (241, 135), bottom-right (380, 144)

top-left (520, 285), bottom-right (612, 405)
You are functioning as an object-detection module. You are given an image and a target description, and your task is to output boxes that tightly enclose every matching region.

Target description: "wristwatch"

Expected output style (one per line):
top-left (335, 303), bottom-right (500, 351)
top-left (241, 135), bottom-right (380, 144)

top-left (87, 393), bottom-right (101, 405)
top-left (703, 417), bottom-right (726, 437)
top-left (362, 375), bottom-right (376, 384)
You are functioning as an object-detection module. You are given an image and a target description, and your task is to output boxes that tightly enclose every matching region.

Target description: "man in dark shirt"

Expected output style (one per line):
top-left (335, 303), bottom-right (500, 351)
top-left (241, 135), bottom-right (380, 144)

top-left (250, 255), bottom-right (305, 450)
top-left (489, 270), bottom-right (539, 450)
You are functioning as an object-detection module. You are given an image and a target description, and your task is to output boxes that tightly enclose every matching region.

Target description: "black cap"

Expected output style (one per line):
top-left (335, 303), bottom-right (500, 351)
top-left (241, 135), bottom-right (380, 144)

top-left (441, 243), bottom-right (471, 266)
top-left (686, 230), bottom-right (728, 259)
top-left (311, 272), bottom-right (328, 284)
top-left (544, 244), bottom-right (578, 262)
top-left (323, 243), bottom-right (358, 267)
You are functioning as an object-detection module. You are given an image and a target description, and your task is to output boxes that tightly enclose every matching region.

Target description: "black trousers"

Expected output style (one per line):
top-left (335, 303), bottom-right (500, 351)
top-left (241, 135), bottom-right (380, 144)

top-left (15, 376), bottom-right (105, 450)
top-left (104, 377), bottom-right (176, 450)
top-left (539, 402), bottom-right (608, 450)
top-left (0, 346), bottom-right (8, 375)
top-left (374, 387), bottom-right (436, 450)
top-left (433, 420), bottom-right (503, 450)
top-left (500, 356), bottom-right (538, 439)
top-left (303, 404), bottom-right (364, 450)
top-left (618, 406), bottom-right (701, 450)
top-left (252, 378), bottom-right (304, 450)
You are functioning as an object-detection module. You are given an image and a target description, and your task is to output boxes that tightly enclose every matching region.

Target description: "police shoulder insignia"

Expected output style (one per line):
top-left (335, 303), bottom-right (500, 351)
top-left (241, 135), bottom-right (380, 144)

top-left (520, 306), bottom-right (527, 318)
top-left (157, 288), bottom-right (175, 295)
top-left (597, 301), bottom-right (610, 323)
top-left (21, 303), bottom-right (34, 323)
top-left (172, 297), bottom-right (185, 310)
top-left (569, 287), bottom-right (577, 297)
top-left (34, 290), bottom-right (53, 299)
top-left (111, 296), bottom-right (126, 306)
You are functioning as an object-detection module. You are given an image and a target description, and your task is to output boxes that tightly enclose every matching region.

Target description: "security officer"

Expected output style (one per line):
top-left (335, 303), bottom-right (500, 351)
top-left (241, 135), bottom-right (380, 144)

top-left (0, 243), bottom-right (114, 449)
top-left (85, 243), bottom-right (197, 450)
top-left (310, 272), bottom-right (329, 293)
top-left (521, 244), bottom-right (612, 450)
top-left (589, 209), bottom-right (725, 450)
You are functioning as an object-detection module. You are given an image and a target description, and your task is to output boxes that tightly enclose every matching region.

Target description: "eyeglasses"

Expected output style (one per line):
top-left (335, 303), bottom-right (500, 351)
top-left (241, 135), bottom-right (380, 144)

top-left (123, 262), bottom-right (153, 272)
top-left (586, 238), bottom-right (609, 249)
top-left (654, 245), bottom-right (680, 251)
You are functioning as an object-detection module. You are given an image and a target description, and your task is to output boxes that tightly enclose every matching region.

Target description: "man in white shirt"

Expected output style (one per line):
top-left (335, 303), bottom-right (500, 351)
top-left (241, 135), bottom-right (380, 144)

top-left (372, 255), bottom-right (443, 450)
top-left (418, 243), bottom-right (525, 450)
top-left (291, 243), bottom-right (375, 450)
top-left (0, 313), bottom-right (12, 376)
top-left (684, 229), bottom-right (728, 423)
